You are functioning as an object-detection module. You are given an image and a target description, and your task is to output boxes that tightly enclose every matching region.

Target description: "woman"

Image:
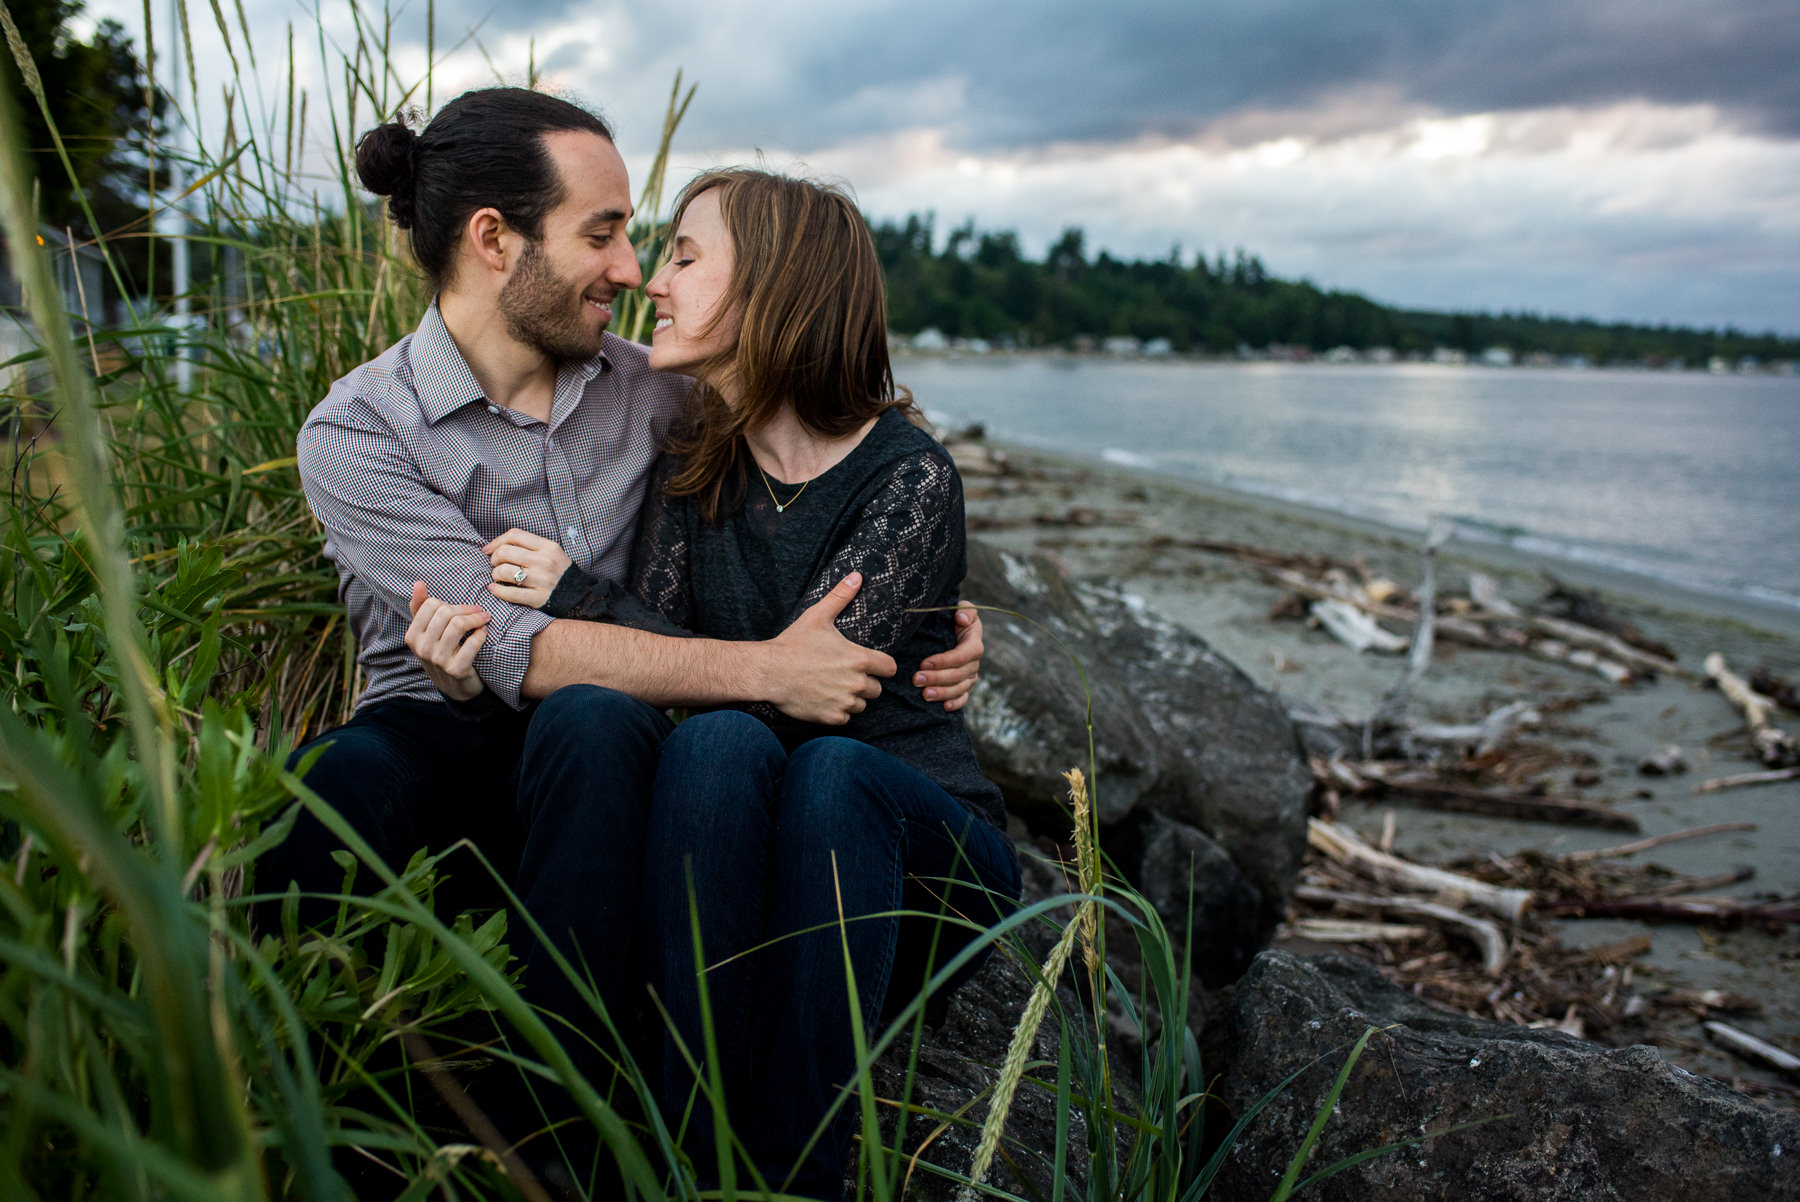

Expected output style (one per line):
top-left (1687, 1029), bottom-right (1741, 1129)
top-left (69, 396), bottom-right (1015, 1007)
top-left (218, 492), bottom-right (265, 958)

top-left (414, 168), bottom-right (1018, 1198)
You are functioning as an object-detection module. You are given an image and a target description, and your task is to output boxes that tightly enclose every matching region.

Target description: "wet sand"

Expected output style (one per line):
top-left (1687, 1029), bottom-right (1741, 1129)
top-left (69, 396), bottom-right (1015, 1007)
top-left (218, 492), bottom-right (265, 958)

top-left (961, 440), bottom-right (1800, 1105)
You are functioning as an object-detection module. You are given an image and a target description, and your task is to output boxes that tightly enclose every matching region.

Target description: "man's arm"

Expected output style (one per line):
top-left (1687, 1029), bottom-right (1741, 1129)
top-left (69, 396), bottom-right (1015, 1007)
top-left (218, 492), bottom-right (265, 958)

top-left (523, 573), bottom-right (897, 724)
top-left (298, 408), bottom-right (553, 708)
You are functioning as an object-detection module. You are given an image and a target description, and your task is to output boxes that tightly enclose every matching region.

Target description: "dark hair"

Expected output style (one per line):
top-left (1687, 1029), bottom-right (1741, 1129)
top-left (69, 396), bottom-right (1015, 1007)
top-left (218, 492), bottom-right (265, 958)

top-left (354, 88), bottom-right (614, 288)
top-left (662, 169), bottom-right (917, 524)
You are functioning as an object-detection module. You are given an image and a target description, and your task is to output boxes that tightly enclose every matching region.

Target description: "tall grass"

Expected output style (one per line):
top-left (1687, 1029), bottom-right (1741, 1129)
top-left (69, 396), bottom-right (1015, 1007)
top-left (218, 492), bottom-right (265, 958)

top-left (0, 3), bottom-right (1410, 1198)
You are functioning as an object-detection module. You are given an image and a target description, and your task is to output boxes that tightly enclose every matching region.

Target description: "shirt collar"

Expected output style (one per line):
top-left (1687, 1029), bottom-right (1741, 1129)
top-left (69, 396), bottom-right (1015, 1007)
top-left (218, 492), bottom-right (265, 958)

top-left (408, 299), bottom-right (612, 426)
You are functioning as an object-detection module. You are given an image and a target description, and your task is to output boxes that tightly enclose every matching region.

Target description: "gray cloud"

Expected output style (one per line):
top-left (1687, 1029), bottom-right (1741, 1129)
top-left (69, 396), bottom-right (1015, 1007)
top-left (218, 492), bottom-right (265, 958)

top-left (482, 0), bottom-right (1800, 152)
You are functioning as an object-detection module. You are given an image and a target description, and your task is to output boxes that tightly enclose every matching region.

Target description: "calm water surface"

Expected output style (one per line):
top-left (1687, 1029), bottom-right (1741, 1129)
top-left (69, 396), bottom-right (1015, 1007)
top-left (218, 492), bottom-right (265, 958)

top-left (901, 358), bottom-right (1800, 608)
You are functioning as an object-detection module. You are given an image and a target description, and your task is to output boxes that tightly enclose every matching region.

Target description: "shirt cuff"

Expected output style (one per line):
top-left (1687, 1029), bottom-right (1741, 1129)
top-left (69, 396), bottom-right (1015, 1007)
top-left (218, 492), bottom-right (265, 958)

top-left (473, 602), bottom-right (556, 710)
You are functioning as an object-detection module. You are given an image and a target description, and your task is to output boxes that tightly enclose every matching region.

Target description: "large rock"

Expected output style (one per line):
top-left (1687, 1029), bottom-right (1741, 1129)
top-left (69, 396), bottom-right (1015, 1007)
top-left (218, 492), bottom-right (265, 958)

top-left (1104, 809), bottom-right (1263, 989)
top-left (962, 539), bottom-right (1312, 932)
top-left (1206, 950), bottom-right (1800, 1201)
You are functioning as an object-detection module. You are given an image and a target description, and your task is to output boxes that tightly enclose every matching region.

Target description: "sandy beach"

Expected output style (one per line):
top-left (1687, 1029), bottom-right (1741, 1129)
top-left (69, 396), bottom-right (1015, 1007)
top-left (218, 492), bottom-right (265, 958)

top-left (957, 436), bottom-right (1800, 1108)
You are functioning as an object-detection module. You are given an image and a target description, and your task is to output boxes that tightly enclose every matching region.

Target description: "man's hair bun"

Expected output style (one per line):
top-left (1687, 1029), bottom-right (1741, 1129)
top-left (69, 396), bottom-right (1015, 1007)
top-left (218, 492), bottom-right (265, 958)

top-left (354, 119), bottom-right (420, 228)
top-left (349, 89), bottom-right (613, 288)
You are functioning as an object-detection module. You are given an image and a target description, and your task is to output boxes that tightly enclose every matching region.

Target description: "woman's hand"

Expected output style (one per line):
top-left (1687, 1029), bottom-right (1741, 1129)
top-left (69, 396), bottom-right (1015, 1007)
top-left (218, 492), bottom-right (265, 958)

top-left (484, 528), bottom-right (573, 610)
top-left (405, 582), bottom-right (490, 701)
top-left (916, 603), bottom-right (983, 712)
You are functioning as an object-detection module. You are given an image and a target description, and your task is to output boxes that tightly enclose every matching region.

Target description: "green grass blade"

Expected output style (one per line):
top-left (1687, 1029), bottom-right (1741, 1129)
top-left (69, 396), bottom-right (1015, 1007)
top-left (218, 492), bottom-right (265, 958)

top-left (1267, 1027), bottom-right (1376, 1202)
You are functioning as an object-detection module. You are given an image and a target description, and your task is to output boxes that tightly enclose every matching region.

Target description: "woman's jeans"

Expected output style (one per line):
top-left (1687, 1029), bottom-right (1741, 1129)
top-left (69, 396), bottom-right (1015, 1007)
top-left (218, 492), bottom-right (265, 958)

top-left (644, 711), bottom-right (1022, 1198)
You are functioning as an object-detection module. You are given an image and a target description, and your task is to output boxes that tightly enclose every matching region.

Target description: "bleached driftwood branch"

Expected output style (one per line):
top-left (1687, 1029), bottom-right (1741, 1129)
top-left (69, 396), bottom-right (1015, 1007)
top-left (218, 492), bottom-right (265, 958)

top-left (1704, 652), bottom-right (1800, 767)
top-left (1691, 766), bottom-right (1800, 794)
top-left (1408, 699), bottom-right (1541, 753)
top-left (1307, 818), bottom-right (1532, 923)
top-left (1294, 883), bottom-right (1509, 975)
top-left (1704, 1022), bottom-right (1800, 1080)
top-left (1311, 599), bottom-right (1409, 654)
top-left (1290, 918), bottom-right (1432, 943)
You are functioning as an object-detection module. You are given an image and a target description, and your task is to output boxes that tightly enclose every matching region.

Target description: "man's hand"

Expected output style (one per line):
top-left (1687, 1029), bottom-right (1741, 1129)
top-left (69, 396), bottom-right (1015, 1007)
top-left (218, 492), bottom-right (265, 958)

top-left (916, 603), bottom-right (983, 712)
top-left (405, 582), bottom-right (491, 701)
top-left (763, 572), bottom-right (896, 725)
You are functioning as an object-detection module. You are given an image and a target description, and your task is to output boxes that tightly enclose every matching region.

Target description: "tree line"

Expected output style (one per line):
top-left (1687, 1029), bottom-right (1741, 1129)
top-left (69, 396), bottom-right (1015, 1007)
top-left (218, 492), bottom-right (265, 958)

top-left (872, 215), bottom-right (1800, 365)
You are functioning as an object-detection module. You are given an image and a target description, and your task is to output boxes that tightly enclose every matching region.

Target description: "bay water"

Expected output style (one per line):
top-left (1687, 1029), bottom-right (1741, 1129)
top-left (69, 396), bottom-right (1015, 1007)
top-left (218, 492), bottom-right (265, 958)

top-left (901, 357), bottom-right (1800, 610)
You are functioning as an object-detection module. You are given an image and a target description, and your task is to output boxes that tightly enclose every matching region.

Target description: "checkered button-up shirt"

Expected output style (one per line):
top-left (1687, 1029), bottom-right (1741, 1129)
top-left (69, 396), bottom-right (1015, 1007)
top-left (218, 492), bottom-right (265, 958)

top-left (297, 302), bottom-right (693, 712)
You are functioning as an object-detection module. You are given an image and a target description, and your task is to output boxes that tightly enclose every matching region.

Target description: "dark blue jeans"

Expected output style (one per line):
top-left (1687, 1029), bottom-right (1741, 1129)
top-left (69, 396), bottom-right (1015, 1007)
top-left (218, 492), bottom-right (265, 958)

top-left (643, 711), bottom-right (1022, 1198)
top-left (261, 685), bottom-right (671, 1144)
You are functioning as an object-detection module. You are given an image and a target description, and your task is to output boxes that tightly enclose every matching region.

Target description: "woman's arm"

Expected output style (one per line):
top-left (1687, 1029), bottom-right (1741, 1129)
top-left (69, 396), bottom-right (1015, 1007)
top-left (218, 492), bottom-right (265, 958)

top-left (786, 449), bottom-right (966, 656)
top-left (490, 455), bottom-right (699, 637)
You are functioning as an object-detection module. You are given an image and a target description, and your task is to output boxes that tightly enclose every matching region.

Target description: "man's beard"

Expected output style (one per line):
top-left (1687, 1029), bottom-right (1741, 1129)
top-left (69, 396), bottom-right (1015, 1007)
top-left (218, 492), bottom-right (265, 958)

top-left (497, 238), bottom-right (607, 359)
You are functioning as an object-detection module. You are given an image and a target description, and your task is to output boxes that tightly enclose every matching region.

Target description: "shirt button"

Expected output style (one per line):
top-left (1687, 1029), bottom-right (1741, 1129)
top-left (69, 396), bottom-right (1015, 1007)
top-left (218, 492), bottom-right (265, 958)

top-left (487, 404), bottom-right (500, 415)
top-left (566, 526), bottom-right (580, 541)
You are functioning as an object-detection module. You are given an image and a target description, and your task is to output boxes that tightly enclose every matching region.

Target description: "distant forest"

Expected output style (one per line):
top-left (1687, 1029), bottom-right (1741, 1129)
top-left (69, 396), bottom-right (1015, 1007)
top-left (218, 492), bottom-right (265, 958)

top-left (872, 215), bottom-right (1800, 364)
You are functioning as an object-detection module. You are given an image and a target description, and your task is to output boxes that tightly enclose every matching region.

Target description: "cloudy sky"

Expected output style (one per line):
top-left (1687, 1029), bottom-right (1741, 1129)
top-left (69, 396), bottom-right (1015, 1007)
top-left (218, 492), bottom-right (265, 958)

top-left (90, 0), bottom-right (1800, 332)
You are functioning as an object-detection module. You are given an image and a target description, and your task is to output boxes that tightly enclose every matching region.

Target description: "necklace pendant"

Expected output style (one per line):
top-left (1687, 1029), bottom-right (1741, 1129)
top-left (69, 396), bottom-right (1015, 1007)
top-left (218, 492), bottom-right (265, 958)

top-left (775, 502), bottom-right (786, 513)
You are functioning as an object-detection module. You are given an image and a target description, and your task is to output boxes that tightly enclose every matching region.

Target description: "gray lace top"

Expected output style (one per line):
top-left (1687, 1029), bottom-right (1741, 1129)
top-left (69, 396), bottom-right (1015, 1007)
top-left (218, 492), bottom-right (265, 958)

top-left (546, 408), bottom-right (1006, 831)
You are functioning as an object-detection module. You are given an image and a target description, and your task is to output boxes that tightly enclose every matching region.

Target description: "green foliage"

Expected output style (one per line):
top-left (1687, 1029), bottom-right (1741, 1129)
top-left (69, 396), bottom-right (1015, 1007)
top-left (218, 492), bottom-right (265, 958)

top-left (874, 214), bottom-right (1800, 362)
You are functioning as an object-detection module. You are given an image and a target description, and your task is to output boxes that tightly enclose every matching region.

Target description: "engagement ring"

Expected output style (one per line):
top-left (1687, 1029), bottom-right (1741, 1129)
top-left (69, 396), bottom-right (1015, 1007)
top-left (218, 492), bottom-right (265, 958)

top-left (512, 566), bottom-right (528, 585)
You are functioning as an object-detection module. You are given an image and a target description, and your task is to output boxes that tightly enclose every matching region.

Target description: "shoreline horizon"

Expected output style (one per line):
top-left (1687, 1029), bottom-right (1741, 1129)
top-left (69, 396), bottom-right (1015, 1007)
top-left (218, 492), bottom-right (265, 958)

top-left (972, 436), bottom-right (1800, 644)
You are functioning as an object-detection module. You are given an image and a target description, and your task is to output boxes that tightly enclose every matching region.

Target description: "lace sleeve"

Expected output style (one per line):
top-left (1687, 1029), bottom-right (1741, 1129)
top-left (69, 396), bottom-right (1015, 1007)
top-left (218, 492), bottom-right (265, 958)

top-left (787, 450), bottom-right (964, 651)
top-left (626, 453), bottom-right (696, 631)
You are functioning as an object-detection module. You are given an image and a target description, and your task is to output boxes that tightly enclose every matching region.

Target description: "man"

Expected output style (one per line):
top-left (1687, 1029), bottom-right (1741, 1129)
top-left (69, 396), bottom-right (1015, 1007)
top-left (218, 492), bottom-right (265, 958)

top-left (268, 86), bottom-right (981, 1158)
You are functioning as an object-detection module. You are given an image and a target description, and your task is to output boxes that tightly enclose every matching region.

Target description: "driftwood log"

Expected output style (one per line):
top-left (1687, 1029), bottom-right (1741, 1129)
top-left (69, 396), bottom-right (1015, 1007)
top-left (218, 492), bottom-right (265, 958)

top-left (1704, 652), bottom-right (1800, 767)
top-left (1536, 895), bottom-right (1800, 927)
top-left (1307, 818), bottom-right (1532, 922)
top-left (1326, 759), bottom-right (1640, 830)
top-left (1294, 882), bottom-right (1509, 975)
top-left (1375, 780), bottom-right (1640, 831)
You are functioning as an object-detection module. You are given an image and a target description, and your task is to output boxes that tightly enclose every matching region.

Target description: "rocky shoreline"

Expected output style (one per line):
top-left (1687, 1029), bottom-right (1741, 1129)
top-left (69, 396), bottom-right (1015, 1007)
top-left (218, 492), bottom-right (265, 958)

top-left (872, 431), bottom-right (1799, 1196)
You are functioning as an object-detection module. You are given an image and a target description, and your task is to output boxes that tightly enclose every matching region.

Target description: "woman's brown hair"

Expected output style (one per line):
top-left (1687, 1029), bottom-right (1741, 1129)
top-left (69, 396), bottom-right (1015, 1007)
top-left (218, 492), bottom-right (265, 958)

top-left (661, 168), bottom-right (917, 522)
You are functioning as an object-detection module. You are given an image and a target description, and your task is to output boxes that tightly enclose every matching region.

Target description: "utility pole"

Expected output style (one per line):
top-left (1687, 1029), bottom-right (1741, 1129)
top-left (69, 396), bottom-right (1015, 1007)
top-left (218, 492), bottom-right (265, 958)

top-left (162, 0), bottom-right (192, 391)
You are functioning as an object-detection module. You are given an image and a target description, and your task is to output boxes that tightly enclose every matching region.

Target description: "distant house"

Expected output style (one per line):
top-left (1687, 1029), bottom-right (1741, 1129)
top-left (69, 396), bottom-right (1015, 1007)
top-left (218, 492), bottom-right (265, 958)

top-left (0, 226), bottom-right (108, 325)
top-left (1143, 337), bottom-right (1173, 357)
top-left (1323, 345), bottom-right (1358, 363)
top-left (1364, 346), bottom-right (1396, 363)
top-left (911, 327), bottom-right (948, 351)
top-left (1102, 335), bottom-right (1143, 356)
top-left (1432, 347), bottom-right (1468, 365)
top-left (1481, 346), bottom-right (1515, 367)
top-left (1, 226), bottom-right (110, 391)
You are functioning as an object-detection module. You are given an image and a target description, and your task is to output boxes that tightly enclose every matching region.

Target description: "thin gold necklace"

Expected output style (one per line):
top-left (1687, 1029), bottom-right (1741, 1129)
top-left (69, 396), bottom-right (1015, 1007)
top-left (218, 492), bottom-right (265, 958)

top-left (757, 462), bottom-right (811, 513)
